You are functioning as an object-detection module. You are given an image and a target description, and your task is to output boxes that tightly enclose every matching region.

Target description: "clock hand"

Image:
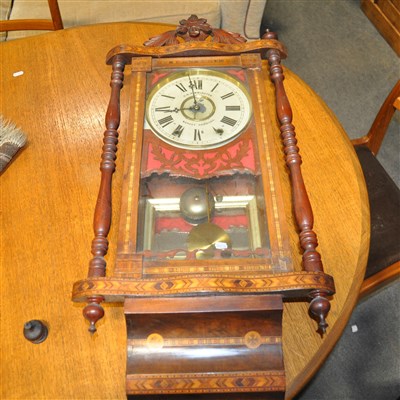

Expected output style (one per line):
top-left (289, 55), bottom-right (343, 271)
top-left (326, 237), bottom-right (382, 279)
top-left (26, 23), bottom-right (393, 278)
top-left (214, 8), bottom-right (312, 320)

top-left (188, 75), bottom-right (200, 111)
top-left (156, 107), bottom-right (180, 113)
top-left (157, 106), bottom-right (203, 113)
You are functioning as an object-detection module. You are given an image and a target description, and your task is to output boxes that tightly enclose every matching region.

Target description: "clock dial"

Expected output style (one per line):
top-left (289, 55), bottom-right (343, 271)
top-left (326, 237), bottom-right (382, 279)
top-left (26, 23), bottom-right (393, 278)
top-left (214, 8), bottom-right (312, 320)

top-left (146, 69), bottom-right (252, 150)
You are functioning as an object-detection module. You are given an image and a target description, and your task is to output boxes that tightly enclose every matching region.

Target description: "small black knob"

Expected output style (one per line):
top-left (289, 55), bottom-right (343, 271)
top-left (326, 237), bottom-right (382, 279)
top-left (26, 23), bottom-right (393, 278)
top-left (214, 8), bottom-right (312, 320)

top-left (23, 320), bottom-right (48, 344)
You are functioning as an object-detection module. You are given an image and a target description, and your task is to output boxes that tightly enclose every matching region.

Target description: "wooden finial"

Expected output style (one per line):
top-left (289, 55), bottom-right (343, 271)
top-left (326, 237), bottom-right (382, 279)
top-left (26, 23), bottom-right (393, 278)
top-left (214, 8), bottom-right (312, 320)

top-left (83, 297), bottom-right (105, 334)
top-left (309, 292), bottom-right (331, 335)
top-left (262, 29), bottom-right (278, 40)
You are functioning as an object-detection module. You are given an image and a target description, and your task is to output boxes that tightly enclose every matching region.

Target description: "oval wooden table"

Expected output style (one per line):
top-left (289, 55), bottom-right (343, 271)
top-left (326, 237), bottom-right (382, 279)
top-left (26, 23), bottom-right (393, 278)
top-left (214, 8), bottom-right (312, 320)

top-left (0, 22), bottom-right (369, 399)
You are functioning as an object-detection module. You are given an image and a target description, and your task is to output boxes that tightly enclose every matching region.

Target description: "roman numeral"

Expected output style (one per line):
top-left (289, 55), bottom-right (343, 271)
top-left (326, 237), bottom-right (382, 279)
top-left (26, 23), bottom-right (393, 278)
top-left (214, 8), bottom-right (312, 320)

top-left (161, 94), bottom-right (175, 99)
top-left (225, 105), bottom-right (241, 111)
top-left (155, 106), bottom-right (171, 112)
top-left (192, 80), bottom-right (202, 90)
top-left (173, 125), bottom-right (184, 137)
top-left (221, 92), bottom-right (234, 100)
top-left (176, 83), bottom-right (187, 92)
top-left (194, 129), bottom-right (202, 141)
top-left (211, 83), bottom-right (219, 92)
top-left (221, 116), bottom-right (237, 126)
top-left (158, 115), bottom-right (174, 128)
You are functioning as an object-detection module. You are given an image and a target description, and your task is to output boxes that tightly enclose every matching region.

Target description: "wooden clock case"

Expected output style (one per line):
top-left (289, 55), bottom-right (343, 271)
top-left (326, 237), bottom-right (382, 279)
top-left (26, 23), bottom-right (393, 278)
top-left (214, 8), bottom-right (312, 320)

top-left (72, 16), bottom-right (335, 398)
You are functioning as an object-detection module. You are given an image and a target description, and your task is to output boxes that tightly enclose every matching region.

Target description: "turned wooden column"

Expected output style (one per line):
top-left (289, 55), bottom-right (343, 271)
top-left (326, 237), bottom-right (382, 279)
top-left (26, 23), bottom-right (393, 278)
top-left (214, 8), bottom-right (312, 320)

top-left (83, 54), bottom-right (126, 333)
top-left (264, 31), bottom-right (331, 333)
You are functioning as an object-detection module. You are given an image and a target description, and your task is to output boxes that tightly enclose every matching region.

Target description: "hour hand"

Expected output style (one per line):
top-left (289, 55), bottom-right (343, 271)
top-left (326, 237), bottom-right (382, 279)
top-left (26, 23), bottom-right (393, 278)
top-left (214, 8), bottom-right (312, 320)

top-left (155, 107), bottom-right (180, 113)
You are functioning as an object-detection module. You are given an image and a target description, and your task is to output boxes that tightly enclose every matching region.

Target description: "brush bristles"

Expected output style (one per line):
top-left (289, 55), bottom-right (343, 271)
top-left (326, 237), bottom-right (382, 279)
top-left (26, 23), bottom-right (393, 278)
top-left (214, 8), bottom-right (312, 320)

top-left (0, 116), bottom-right (27, 147)
top-left (0, 116), bottom-right (27, 172)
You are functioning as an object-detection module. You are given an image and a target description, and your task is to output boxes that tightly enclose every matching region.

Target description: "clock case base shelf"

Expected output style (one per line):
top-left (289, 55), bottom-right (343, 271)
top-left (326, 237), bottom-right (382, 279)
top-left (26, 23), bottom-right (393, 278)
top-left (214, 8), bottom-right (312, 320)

top-left (125, 295), bottom-right (285, 398)
top-left (72, 271), bottom-right (334, 302)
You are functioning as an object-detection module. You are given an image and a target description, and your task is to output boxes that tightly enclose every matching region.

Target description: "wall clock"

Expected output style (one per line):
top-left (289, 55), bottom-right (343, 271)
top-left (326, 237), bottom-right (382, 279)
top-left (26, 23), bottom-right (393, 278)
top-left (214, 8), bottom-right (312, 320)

top-left (72, 15), bottom-right (335, 398)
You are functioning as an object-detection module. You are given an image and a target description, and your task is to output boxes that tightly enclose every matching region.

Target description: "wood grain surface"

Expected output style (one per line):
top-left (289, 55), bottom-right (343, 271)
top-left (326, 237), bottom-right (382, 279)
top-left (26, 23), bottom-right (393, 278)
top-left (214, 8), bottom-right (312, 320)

top-left (0, 22), bottom-right (369, 399)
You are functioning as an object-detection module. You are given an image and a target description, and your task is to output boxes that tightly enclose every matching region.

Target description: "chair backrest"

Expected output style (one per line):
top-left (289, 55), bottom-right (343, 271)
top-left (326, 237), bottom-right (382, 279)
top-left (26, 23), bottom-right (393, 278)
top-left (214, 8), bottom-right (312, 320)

top-left (352, 80), bottom-right (400, 298)
top-left (0, 0), bottom-right (63, 33)
top-left (352, 80), bottom-right (400, 155)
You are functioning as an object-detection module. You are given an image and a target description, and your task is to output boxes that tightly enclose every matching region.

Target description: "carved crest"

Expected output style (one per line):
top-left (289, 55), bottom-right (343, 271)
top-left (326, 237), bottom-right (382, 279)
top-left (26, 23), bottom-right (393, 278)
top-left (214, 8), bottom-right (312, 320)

top-left (144, 14), bottom-right (246, 47)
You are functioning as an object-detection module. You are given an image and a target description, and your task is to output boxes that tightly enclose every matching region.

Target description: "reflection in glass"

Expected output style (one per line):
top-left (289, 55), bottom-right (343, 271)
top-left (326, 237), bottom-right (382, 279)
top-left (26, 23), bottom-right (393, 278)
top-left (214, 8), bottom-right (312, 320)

top-left (136, 174), bottom-right (270, 261)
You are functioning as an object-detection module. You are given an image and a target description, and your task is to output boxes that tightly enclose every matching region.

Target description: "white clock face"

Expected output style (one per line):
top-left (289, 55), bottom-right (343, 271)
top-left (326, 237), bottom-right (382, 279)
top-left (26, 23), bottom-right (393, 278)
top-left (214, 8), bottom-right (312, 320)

top-left (146, 69), bottom-right (252, 150)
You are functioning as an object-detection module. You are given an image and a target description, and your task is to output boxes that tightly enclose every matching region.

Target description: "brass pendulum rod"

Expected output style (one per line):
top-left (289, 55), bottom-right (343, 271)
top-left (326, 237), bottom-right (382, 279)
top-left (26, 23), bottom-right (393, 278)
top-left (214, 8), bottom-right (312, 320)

top-left (205, 183), bottom-right (212, 223)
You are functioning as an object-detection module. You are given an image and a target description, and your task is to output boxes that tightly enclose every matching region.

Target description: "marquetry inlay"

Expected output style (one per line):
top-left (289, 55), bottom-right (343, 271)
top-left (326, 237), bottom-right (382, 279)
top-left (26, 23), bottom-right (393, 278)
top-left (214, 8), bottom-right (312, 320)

top-left (128, 330), bottom-right (281, 351)
top-left (126, 370), bottom-right (286, 394)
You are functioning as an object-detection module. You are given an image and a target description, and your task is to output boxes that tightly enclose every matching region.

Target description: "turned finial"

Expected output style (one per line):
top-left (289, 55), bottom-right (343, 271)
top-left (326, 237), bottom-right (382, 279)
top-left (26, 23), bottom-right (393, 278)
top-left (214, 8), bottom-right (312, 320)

top-left (262, 29), bottom-right (278, 40)
top-left (309, 293), bottom-right (331, 335)
top-left (83, 297), bottom-right (105, 334)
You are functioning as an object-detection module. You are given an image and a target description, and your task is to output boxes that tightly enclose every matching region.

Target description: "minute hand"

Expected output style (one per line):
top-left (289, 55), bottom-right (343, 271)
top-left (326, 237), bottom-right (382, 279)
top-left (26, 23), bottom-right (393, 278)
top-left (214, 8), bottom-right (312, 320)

top-left (156, 107), bottom-right (197, 113)
top-left (188, 75), bottom-right (199, 109)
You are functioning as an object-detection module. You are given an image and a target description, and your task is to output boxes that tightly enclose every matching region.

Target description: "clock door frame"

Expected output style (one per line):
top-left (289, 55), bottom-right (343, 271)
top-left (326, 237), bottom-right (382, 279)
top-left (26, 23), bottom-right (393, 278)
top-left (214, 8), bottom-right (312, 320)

top-left (113, 54), bottom-right (292, 281)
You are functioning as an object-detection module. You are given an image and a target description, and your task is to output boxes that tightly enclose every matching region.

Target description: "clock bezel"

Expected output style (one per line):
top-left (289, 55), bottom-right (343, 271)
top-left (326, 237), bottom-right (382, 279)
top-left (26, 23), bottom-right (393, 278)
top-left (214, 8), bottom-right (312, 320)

top-left (145, 68), bottom-right (253, 150)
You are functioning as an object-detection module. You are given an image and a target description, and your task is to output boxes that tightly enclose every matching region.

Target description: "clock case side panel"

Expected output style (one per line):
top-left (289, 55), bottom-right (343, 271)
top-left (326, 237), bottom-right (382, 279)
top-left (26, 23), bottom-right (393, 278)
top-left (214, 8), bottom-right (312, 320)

top-left (114, 57), bottom-right (152, 279)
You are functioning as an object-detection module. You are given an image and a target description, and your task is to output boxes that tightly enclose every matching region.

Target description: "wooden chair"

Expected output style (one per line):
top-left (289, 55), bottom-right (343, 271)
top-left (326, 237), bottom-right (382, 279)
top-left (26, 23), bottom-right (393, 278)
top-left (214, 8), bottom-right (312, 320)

top-left (0, 0), bottom-right (63, 33)
top-left (352, 80), bottom-right (400, 298)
